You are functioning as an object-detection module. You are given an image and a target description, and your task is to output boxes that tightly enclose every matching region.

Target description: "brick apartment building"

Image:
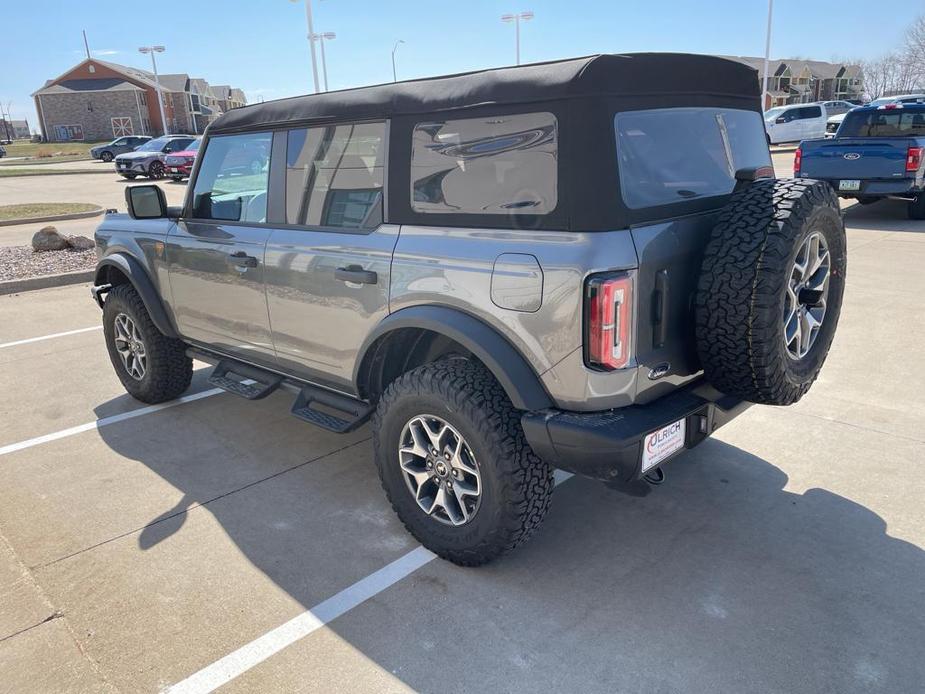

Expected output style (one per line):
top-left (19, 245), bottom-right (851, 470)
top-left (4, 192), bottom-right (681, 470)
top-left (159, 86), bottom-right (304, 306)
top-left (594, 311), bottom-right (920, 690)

top-left (725, 56), bottom-right (865, 109)
top-left (32, 58), bottom-right (247, 142)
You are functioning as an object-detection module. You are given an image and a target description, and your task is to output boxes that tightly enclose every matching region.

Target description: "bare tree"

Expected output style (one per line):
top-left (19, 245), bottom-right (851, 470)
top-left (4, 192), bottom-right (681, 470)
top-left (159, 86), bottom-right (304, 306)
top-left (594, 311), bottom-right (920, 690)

top-left (904, 14), bottom-right (925, 86)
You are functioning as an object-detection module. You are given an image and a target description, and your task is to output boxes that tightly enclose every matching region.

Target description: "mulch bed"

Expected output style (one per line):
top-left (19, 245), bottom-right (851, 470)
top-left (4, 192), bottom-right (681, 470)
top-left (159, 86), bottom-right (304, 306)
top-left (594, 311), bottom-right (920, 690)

top-left (0, 245), bottom-right (96, 281)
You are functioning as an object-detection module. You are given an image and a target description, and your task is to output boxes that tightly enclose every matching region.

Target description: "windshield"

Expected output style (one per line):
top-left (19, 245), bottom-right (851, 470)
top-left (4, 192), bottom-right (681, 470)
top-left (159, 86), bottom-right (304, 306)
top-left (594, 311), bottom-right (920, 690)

top-left (136, 137), bottom-right (170, 152)
top-left (764, 107), bottom-right (787, 121)
top-left (838, 108), bottom-right (925, 137)
top-left (187, 139), bottom-right (202, 153)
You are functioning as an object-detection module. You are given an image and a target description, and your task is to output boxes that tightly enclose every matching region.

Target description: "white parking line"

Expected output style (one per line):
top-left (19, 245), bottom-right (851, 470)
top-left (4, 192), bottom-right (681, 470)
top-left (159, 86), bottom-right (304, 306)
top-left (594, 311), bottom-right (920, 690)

top-left (0, 387), bottom-right (224, 457)
top-left (0, 325), bottom-right (102, 350)
top-left (165, 470), bottom-right (574, 694)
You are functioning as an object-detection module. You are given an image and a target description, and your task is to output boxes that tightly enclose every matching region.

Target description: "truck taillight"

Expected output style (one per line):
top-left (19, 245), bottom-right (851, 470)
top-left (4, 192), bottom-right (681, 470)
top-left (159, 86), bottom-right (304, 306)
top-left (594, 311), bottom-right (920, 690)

top-left (585, 273), bottom-right (633, 370)
top-left (794, 147), bottom-right (802, 174)
top-left (906, 147), bottom-right (923, 172)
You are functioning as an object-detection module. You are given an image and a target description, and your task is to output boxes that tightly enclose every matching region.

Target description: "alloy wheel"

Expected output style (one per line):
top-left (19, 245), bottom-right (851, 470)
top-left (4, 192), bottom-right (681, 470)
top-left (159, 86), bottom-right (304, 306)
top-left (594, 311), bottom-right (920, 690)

top-left (149, 161), bottom-right (164, 179)
top-left (398, 415), bottom-right (481, 526)
top-left (784, 231), bottom-right (830, 360)
top-left (113, 313), bottom-right (147, 380)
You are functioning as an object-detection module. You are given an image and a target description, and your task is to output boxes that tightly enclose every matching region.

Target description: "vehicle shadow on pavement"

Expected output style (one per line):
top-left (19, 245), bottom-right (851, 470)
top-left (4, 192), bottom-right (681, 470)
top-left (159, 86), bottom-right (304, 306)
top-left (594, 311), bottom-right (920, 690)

top-left (843, 199), bottom-right (923, 231)
top-left (91, 400), bottom-right (925, 693)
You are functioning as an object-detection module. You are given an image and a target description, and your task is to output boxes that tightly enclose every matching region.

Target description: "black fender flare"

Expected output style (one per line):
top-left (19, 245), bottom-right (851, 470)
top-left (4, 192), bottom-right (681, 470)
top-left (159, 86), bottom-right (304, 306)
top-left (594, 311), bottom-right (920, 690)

top-left (355, 305), bottom-right (553, 412)
top-left (95, 253), bottom-right (179, 338)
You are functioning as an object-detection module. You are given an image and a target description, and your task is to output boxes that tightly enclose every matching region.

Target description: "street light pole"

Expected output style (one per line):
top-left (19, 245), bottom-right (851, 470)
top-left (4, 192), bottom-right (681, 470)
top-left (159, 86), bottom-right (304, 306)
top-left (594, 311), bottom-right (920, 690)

top-left (762, 0), bottom-right (773, 110)
top-left (501, 11), bottom-right (534, 66)
top-left (313, 32), bottom-right (336, 92)
top-left (139, 46), bottom-right (168, 135)
top-left (290, 0), bottom-right (321, 94)
top-left (392, 39), bottom-right (405, 82)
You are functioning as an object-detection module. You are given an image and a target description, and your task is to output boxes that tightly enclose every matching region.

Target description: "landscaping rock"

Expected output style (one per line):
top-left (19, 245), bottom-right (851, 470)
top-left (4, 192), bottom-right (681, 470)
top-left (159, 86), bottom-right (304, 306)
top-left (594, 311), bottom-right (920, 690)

top-left (31, 226), bottom-right (69, 252)
top-left (67, 235), bottom-right (95, 251)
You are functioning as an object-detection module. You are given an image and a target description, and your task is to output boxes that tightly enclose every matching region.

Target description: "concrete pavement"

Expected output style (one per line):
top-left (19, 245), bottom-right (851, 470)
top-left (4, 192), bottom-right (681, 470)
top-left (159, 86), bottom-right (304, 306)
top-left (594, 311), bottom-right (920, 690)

top-left (0, 197), bottom-right (922, 692)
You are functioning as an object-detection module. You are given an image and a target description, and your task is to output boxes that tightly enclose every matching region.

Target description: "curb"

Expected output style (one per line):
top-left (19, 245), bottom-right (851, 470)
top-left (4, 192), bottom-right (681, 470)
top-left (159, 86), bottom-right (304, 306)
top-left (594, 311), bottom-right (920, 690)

top-left (0, 169), bottom-right (111, 178)
top-left (0, 269), bottom-right (94, 296)
top-left (0, 207), bottom-right (104, 227)
top-left (0, 157), bottom-right (94, 167)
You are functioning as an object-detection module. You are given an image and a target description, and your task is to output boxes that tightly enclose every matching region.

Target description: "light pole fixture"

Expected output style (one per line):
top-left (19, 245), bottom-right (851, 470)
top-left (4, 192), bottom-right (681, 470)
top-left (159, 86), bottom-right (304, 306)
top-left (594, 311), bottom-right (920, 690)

top-left (312, 32), bottom-right (336, 92)
top-left (138, 45), bottom-right (169, 135)
top-left (290, 0), bottom-right (322, 94)
top-left (392, 39), bottom-right (405, 82)
top-left (501, 10), bottom-right (533, 66)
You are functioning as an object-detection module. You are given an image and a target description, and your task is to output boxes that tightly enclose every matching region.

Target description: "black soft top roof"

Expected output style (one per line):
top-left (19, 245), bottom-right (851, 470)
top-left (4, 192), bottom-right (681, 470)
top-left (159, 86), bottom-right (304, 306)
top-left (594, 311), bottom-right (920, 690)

top-left (209, 53), bottom-right (759, 134)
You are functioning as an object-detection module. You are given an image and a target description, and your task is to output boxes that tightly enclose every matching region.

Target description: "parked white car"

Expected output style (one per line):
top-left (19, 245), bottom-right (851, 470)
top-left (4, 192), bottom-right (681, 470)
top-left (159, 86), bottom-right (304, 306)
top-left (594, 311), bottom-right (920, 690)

top-left (764, 103), bottom-right (828, 144)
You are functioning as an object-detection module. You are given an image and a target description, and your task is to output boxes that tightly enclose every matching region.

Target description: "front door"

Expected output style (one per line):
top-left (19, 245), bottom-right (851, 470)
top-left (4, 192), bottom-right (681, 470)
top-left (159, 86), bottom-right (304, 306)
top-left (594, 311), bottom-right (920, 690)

top-left (167, 131), bottom-right (275, 359)
top-left (264, 122), bottom-right (395, 391)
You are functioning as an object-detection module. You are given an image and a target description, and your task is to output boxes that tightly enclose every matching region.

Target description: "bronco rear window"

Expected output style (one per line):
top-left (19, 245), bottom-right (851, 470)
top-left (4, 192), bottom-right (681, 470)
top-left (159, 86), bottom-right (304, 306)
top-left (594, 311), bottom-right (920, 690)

top-left (615, 108), bottom-right (771, 210)
top-left (838, 109), bottom-right (925, 137)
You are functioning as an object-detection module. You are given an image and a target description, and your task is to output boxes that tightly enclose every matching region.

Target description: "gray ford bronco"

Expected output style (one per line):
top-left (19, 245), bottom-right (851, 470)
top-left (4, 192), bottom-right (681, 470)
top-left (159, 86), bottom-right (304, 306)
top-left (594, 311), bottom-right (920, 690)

top-left (92, 54), bottom-right (846, 565)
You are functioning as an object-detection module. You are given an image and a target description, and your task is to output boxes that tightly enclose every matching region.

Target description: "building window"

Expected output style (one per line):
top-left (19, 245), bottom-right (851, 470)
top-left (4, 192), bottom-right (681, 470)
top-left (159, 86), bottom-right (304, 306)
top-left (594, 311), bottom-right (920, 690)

top-left (139, 92), bottom-right (147, 106)
top-left (111, 117), bottom-right (134, 137)
top-left (410, 112), bottom-right (558, 215)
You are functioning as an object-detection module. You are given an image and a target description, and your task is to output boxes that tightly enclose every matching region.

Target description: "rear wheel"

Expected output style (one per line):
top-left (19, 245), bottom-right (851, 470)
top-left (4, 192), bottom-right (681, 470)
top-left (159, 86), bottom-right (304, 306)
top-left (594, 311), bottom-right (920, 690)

top-left (695, 178), bottom-right (847, 405)
top-left (909, 194), bottom-right (925, 220)
top-left (372, 360), bottom-right (553, 566)
top-left (103, 284), bottom-right (192, 403)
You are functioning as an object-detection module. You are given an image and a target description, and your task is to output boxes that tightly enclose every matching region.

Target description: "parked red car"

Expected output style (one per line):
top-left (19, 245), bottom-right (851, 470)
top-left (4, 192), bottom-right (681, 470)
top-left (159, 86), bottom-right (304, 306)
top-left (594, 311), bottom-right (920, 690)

top-left (164, 138), bottom-right (201, 181)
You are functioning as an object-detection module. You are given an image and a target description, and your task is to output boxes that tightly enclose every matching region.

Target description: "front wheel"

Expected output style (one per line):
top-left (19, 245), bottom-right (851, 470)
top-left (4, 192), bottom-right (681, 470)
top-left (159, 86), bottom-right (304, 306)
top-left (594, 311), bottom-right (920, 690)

top-left (103, 284), bottom-right (193, 403)
top-left (372, 360), bottom-right (553, 566)
top-left (100, 151), bottom-right (114, 163)
top-left (148, 161), bottom-right (165, 179)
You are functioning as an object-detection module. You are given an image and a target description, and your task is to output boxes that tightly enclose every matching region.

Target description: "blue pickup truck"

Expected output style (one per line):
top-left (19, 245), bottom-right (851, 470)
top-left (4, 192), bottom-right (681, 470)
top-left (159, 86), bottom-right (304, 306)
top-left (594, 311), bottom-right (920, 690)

top-left (796, 103), bottom-right (925, 219)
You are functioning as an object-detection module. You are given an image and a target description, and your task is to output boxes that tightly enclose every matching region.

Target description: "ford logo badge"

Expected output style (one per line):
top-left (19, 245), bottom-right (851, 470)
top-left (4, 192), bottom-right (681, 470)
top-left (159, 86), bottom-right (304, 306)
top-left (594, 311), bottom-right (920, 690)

top-left (844, 153), bottom-right (861, 160)
top-left (647, 362), bottom-right (671, 380)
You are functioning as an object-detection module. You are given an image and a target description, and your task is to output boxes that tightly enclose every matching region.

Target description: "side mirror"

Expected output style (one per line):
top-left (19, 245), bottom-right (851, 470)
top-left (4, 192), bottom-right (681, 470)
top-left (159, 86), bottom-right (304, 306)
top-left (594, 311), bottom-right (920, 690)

top-left (125, 185), bottom-right (168, 219)
top-left (775, 116), bottom-right (786, 124)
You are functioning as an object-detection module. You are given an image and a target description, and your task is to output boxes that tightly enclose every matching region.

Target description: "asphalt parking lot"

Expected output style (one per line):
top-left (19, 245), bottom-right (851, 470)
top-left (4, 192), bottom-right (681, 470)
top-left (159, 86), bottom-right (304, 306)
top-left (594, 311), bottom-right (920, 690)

top-left (2, 187), bottom-right (924, 691)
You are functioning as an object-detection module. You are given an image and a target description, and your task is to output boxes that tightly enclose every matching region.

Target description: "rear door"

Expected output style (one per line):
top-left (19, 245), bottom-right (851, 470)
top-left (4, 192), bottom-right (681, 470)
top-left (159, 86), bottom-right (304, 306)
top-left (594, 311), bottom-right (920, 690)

top-left (263, 121), bottom-right (397, 391)
top-left (798, 105), bottom-right (825, 139)
top-left (166, 131), bottom-right (276, 359)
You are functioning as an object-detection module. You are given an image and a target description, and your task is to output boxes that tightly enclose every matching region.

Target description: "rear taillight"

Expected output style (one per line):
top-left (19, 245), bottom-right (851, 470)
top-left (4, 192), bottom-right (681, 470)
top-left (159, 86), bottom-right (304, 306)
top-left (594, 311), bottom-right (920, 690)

top-left (585, 273), bottom-right (633, 371)
top-left (906, 147), bottom-right (923, 172)
top-left (794, 147), bottom-right (802, 174)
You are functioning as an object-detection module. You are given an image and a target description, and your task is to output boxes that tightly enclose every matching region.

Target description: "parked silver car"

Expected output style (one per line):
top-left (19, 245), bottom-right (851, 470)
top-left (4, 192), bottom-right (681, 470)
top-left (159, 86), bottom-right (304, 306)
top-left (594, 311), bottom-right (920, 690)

top-left (90, 136), bottom-right (152, 162)
top-left (114, 135), bottom-right (195, 179)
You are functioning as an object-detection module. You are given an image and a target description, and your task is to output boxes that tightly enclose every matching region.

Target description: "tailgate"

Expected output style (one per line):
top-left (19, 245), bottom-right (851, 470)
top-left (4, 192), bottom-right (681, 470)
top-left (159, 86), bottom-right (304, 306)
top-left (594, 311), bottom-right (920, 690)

top-left (800, 138), bottom-right (914, 180)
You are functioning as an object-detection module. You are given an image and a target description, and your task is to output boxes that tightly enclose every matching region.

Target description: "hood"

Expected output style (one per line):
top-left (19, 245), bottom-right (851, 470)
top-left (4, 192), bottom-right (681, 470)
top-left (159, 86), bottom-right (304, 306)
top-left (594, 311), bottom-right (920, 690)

top-left (116, 151), bottom-right (155, 161)
top-left (827, 112), bottom-right (847, 124)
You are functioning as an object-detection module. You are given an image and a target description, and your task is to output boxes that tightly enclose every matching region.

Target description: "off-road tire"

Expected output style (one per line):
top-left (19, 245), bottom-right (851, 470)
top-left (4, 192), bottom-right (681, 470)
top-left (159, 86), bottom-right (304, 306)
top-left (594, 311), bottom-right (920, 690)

top-left (372, 360), bottom-right (554, 566)
top-left (694, 178), bottom-right (847, 405)
top-left (103, 284), bottom-right (192, 404)
top-left (100, 151), bottom-right (114, 163)
top-left (909, 194), bottom-right (925, 220)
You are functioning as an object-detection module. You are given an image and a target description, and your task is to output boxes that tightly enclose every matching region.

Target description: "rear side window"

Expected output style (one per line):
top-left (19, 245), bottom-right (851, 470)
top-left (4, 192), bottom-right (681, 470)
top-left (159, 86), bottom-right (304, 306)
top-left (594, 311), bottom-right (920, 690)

top-left (615, 108), bottom-right (772, 210)
top-left (838, 109), bottom-right (925, 137)
top-left (285, 122), bottom-right (385, 229)
top-left (410, 112), bottom-right (558, 215)
top-left (191, 132), bottom-right (272, 223)
top-left (798, 106), bottom-right (822, 119)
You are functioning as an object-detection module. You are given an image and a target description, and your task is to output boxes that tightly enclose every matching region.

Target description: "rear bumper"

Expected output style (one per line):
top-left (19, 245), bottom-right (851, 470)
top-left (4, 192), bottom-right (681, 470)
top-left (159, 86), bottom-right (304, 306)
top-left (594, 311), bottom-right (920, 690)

top-left (815, 178), bottom-right (921, 198)
top-left (521, 381), bottom-right (751, 482)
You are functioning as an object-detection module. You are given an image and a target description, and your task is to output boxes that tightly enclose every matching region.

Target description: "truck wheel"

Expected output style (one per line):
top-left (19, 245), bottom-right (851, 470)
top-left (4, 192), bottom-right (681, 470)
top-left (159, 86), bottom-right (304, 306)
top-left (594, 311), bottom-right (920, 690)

top-left (102, 284), bottom-right (193, 404)
top-left (909, 194), bottom-right (925, 220)
top-left (372, 360), bottom-right (554, 566)
top-left (694, 178), bottom-right (846, 405)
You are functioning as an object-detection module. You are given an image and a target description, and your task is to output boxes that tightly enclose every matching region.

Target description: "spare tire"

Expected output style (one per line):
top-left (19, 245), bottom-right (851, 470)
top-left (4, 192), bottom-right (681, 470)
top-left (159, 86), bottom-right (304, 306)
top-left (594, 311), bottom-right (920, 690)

top-left (694, 178), bottom-right (846, 405)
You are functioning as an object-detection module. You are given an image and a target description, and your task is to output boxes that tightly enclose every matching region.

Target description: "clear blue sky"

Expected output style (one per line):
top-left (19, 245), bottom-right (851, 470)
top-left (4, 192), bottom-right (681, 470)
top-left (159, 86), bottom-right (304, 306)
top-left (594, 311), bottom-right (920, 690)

top-left (1, 0), bottom-right (920, 125)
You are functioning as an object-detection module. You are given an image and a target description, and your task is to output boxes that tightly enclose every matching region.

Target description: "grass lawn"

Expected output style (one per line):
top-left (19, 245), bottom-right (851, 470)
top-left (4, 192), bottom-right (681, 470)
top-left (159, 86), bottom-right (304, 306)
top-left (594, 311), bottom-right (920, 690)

top-left (0, 203), bottom-right (100, 221)
top-left (0, 140), bottom-right (105, 164)
top-left (0, 167), bottom-right (95, 177)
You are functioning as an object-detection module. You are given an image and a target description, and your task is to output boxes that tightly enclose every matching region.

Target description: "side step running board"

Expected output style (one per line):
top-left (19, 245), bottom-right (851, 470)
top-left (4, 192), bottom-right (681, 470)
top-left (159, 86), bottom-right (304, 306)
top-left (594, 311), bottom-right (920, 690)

top-left (208, 360), bottom-right (282, 400)
top-left (290, 385), bottom-right (373, 433)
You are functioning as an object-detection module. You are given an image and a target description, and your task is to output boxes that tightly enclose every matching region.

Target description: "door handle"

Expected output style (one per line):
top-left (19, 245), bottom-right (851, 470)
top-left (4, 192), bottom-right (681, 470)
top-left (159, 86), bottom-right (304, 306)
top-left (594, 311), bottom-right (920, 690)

top-left (227, 251), bottom-right (258, 269)
top-left (335, 265), bottom-right (377, 285)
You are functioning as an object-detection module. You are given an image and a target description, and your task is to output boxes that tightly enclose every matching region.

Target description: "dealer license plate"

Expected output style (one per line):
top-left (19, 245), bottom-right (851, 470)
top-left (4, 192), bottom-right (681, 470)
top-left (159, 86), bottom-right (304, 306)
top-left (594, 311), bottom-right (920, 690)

top-left (642, 419), bottom-right (686, 472)
top-left (839, 179), bottom-right (861, 191)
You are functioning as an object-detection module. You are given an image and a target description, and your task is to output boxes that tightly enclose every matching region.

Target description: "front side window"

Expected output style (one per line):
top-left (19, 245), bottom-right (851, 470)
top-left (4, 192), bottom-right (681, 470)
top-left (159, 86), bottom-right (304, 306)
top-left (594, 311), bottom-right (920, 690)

top-left (285, 122), bottom-right (385, 229)
top-left (191, 132), bottom-right (272, 223)
top-left (615, 108), bottom-right (772, 210)
top-left (410, 112), bottom-right (558, 215)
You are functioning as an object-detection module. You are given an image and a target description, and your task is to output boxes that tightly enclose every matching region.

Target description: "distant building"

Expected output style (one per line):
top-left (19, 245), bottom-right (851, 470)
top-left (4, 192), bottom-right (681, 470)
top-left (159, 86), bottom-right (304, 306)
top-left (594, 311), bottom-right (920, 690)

top-left (724, 56), bottom-right (865, 109)
top-left (32, 59), bottom-right (247, 142)
top-left (0, 118), bottom-right (30, 139)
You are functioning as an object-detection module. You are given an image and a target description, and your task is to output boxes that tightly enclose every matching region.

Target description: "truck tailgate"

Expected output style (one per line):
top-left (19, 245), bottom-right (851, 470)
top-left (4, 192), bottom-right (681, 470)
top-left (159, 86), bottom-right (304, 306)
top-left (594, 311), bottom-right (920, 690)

top-left (800, 137), bottom-right (914, 180)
